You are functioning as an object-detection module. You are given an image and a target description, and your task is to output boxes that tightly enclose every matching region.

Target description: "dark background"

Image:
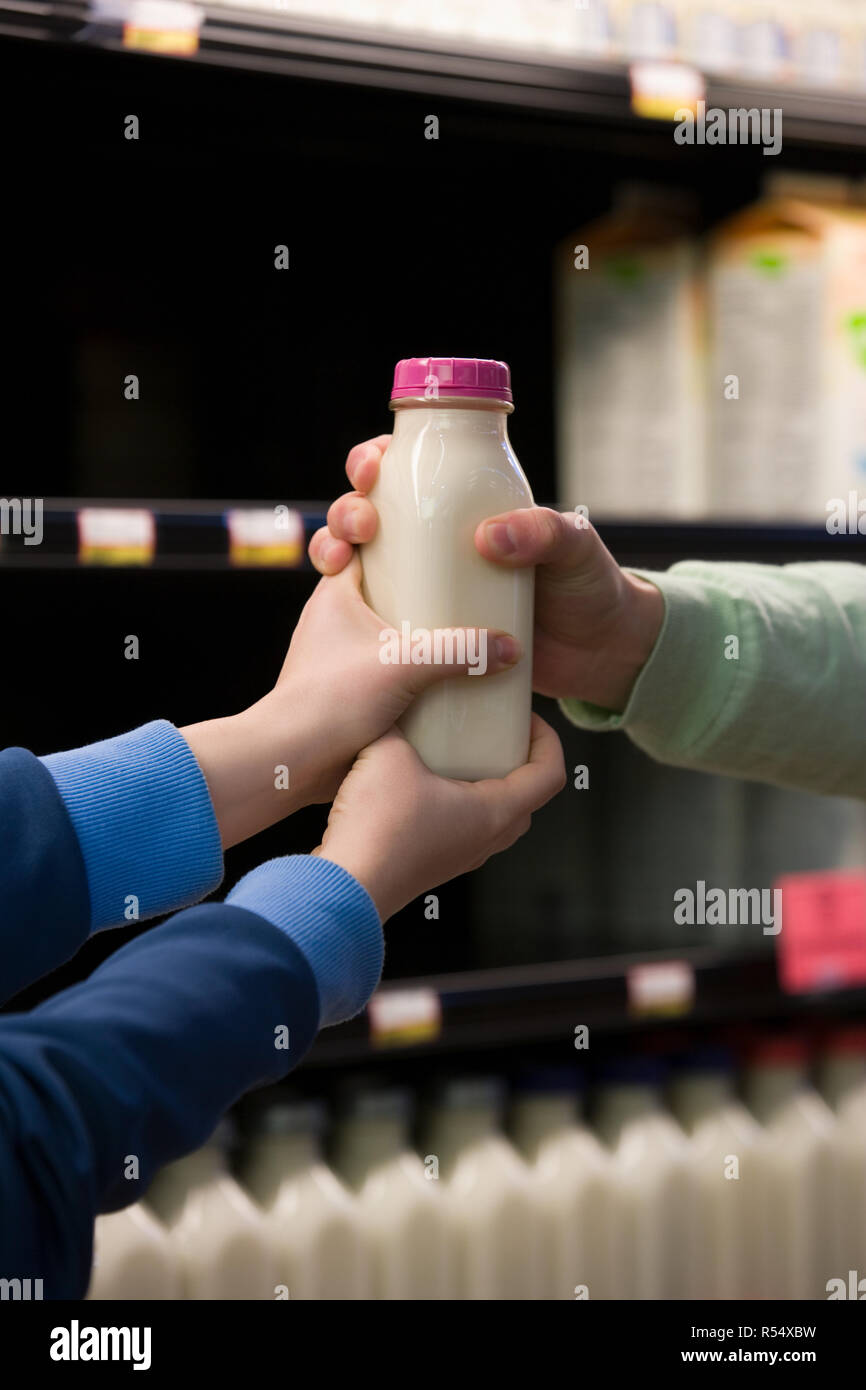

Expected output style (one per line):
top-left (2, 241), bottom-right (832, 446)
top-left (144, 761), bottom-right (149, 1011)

top-left (2, 32), bottom-right (864, 1009)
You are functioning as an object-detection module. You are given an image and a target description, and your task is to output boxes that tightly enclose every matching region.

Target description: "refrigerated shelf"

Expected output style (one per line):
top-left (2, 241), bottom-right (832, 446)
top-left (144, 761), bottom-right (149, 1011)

top-left (306, 944), bottom-right (866, 1066)
top-left (2, 501), bottom-right (864, 568)
top-left (3, 2), bottom-right (866, 150)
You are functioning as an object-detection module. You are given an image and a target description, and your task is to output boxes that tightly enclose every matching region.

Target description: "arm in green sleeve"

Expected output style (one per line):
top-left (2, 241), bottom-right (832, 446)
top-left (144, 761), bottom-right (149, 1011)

top-left (560, 560), bottom-right (866, 801)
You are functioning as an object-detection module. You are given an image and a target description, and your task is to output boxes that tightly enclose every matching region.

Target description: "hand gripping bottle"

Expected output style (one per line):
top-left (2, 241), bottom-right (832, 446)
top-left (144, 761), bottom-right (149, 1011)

top-left (360, 357), bottom-right (535, 780)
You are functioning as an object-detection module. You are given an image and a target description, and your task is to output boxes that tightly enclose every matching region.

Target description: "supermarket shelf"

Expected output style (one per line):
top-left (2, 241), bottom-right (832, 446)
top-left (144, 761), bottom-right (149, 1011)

top-left (1, 502), bottom-right (864, 569)
top-left (3, 3), bottom-right (866, 149)
top-left (306, 945), bottom-right (866, 1066)
top-left (0, 499), bottom-right (326, 570)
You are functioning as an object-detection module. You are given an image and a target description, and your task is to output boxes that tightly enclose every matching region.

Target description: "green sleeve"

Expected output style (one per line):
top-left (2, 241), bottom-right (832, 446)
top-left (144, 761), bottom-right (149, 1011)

top-left (560, 561), bottom-right (866, 801)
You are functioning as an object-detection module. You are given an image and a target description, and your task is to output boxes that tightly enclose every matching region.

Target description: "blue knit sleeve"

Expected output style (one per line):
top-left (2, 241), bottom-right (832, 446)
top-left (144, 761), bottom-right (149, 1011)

top-left (0, 748), bottom-right (92, 1003)
top-left (0, 900), bottom-right (321, 1296)
top-left (40, 721), bottom-right (223, 933)
top-left (226, 856), bottom-right (384, 1027)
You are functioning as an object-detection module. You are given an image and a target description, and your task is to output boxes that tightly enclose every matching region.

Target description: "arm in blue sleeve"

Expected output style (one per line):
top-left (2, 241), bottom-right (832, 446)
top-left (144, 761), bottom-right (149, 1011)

top-left (0, 722), bottom-right (223, 1002)
top-left (0, 855), bottom-right (383, 1298)
top-left (0, 748), bottom-right (92, 1004)
top-left (40, 720), bottom-right (223, 933)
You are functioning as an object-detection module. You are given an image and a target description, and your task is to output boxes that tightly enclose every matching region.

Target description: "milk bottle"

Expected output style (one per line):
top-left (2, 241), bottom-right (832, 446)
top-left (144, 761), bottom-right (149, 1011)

top-left (817, 1025), bottom-right (866, 1110)
top-left (817, 1027), bottom-right (866, 1286)
top-left (147, 1122), bottom-right (274, 1300)
top-left (239, 1098), bottom-right (369, 1301)
top-left (510, 1067), bottom-right (614, 1301)
top-left (87, 1202), bottom-right (181, 1300)
top-left (423, 1076), bottom-right (541, 1299)
top-left (668, 1047), bottom-right (764, 1300)
top-left (360, 356), bottom-right (535, 781)
top-left (833, 1085), bottom-right (866, 1292)
top-left (743, 1035), bottom-right (838, 1299)
top-left (331, 1084), bottom-right (451, 1299)
top-left (593, 1058), bottom-right (691, 1300)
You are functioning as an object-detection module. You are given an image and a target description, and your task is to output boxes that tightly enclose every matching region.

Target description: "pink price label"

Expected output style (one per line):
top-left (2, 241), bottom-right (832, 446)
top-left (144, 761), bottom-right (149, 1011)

top-left (775, 870), bottom-right (866, 994)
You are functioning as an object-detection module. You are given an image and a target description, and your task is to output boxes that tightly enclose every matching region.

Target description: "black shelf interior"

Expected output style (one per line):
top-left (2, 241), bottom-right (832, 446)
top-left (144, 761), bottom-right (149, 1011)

top-left (2, 16), bottom-right (864, 1052)
top-left (5, 4), bottom-right (866, 146)
top-left (305, 946), bottom-right (866, 1068)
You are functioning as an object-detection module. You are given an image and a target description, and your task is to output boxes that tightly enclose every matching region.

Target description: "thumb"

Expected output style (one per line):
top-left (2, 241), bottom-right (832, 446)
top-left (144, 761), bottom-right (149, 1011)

top-left (475, 506), bottom-right (605, 577)
top-left (395, 627), bottom-right (523, 693)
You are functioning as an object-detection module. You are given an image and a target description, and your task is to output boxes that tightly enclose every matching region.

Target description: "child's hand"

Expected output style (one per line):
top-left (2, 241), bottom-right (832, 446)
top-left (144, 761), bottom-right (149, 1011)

top-left (181, 549), bottom-right (522, 848)
top-left (260, 549), bottom-right (522, 802)
top-left (311, 435), bottom-right (664, 713)
top-left (314, 715), bottom-right (566, 922)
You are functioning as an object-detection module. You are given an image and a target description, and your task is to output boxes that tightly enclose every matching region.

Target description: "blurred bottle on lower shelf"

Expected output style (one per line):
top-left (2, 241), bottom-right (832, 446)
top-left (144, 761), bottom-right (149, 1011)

top-left (331, 1084), bottom-right (452, 1300)
top-left (818, 1024), bottom-right (866, 1111)
top-left (510, 1066), bottom-right (615, 1301)
top-left (423, 1076), bottom-right (541, 1300)
top-left (743, 1034), bottom-right (838, 1300)
top-left (87, 1202), bottom-right (180, 1300)
top-left (593, 1057), bottom-right (692, 1300)
top-left (668, 1046), bottom-right (765, 1299)
top-left (817, 1026), bottom-right (866, 1287)
top-left (147, 1122), bottom-right (275, 1300)
top-left (239, 1098), bottom-right (369, 1301)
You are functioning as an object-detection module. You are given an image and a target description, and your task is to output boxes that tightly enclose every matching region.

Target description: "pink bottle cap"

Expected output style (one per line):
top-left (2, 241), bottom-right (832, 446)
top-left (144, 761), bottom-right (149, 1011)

top-left (390, 357), bottom-right (512, 403)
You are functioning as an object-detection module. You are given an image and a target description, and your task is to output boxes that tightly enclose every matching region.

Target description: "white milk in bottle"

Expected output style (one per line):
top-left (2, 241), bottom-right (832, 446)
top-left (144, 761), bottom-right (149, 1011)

top-left (146, 1121), bottom-right (274, 1300)
top-left (88, 1202), bottom-right (181, 1300)
top-left (360, 356), bottom-right (535, 781)
top-left (239, 1098), bottom-right (369, 1301)
top-left (423, 1076), bottom-right (541, 1299)
top-left (510, 1066), bottom-right (614, 1301)
top-left (593, 1057), bottom-right (692, 1300)
top-left (817, 1026), bottom-right (866, 1287)
top-left (743, 1035), bottom-right (838, 1300)
top-left (331, 1084), bottom-right (452, 1299)
top-left (668, 1046), bottom-right (764, 1300)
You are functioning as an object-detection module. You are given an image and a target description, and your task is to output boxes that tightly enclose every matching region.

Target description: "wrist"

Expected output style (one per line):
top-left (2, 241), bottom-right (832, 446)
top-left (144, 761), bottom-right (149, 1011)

top-left (227, 855), bottom-right (384, 1026)
top-left (615, 572), bottom-right (665, 701)
top-left (313, 844), bottom-right (397, 923)
top-left (180, 698), bottom-right (312, 850)
top-left (570, 572), bottom-right (664, 713)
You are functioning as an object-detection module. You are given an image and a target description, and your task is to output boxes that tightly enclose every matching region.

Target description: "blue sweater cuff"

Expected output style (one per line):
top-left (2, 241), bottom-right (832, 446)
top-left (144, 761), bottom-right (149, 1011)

top-left (41, 721), bottom-right (223, 932)
top-left (226, 856), bottom-right (384, 1028)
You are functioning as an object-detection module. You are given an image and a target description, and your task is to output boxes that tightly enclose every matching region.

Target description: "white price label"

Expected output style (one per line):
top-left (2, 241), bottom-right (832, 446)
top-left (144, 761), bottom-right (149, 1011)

top-left (627, 960), bottom-right (695, 1016)
top-left (368, 988), bottom-right (442, 1046)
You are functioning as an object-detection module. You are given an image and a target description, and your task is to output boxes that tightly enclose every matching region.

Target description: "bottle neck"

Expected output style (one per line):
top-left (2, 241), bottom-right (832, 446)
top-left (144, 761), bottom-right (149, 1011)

top-left (510, 1096), bottom-right (578, 1157)
top-left (817, 1055), bottom-right (866, 1111)
top-left (669, 1075), bottom-right (734, 1132)
top-left (243, 1132), bottom-right (321, 1204)
top-left (390, 398), bottom-right (511, 446)
top-left (594, 1086), bottom-right (660, 1145)
top-left (148, 1145), bottom-right (225, 1224)
top-left (333, 1116), bottom-right (409, 1189)
top-left (427, 1105), bottom-right (499, 1172)
top-left (744, 1064), bottom-right (806, 1123)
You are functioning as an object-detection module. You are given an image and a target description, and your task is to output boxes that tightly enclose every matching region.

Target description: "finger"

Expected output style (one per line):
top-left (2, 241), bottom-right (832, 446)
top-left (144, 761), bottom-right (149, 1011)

top-left (323, 545), bottom-right (366, 596)
top-left (308, 526), bottom-right (355, 576)
top-left (398, 628), bottom-right (523, 692)
top-left (345, 435), bottom-right (390, 493)
top-left (327, 491), bottom-right (380, 545)
top-left (475, 506), bottom-right (602, 573)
